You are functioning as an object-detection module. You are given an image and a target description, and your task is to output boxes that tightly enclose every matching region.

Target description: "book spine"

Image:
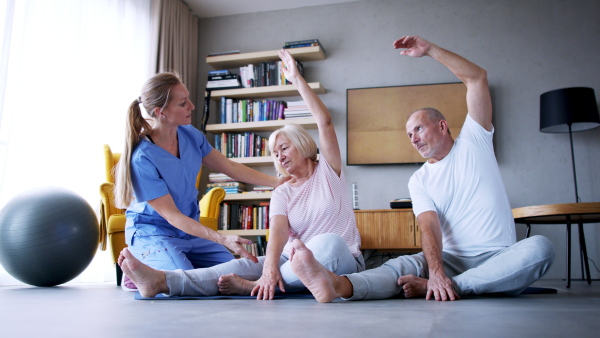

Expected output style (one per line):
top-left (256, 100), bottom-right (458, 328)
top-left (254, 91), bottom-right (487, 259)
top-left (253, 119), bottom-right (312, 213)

top-left (284, 39), bottom-right (320, 45)
top-left (220, 96), bottom-right (226, 124)
top-left (283, 43), bottom-right (319, 49)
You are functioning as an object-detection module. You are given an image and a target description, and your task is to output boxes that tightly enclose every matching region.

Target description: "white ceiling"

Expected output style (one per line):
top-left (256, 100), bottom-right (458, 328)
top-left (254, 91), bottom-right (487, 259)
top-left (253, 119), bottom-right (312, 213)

top-left (185, 0), bottom-right (360, 18)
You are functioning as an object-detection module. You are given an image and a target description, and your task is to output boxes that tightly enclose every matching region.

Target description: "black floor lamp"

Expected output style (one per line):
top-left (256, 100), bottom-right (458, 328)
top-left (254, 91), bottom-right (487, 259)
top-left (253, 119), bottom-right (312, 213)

top-left (540, 87), bottom-right (600, 282)
top-left (540, 87), bottom-right (600, 203)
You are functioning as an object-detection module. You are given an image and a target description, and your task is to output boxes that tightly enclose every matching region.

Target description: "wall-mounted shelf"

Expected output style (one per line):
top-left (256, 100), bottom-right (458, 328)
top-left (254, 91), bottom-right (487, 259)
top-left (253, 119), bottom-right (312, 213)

top-left (219, 229), bottom-right (268, 237)
top-left (210, 83), bottom-right (325, 101)
top-left (206, 45), bottom-right (325, 69)
top-left (228, 156), bottom-right (274, 167)
top-left (206, 117), bottom-right (317, 133)
top-left (224, 192), bottom-right (272, 201)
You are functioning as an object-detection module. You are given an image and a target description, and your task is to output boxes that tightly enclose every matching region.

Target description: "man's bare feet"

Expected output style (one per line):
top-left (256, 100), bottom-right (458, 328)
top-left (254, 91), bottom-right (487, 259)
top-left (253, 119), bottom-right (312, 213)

top-left (289, 239), bottom-right (352, 303)
top-left (217, 274), bottom-right (256, 295)
top-left (397, 274), bottom-right (428, 298)
top-left (118, 248), bottom-right (168, 298)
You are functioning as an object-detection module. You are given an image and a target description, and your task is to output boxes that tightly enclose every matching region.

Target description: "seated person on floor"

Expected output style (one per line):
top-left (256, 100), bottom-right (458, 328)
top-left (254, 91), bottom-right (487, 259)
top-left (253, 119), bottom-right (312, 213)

top-left (114, 71), bottom-right (289, 291)
top-left (118, 49), bottom-right (364, 299)
top-left (288, 34), bottom-right (556, 303)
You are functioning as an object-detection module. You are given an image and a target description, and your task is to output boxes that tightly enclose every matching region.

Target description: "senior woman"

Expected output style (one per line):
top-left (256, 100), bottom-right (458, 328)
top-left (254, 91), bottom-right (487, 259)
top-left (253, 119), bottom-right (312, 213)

top-left (117, 49), bottom-right (364, 299)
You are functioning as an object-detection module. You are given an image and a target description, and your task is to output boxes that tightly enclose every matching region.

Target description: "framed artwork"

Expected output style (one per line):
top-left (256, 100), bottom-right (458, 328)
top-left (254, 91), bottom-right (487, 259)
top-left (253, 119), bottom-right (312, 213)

top-left (346, 82), bottom-right (467, 165)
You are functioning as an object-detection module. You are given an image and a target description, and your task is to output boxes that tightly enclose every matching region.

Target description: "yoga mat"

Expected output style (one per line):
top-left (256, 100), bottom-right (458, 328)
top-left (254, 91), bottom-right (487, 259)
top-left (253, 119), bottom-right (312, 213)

top-left (134, 287), bottom-right (555, 300)
top-left (135, 292), bottom-right (315, 300)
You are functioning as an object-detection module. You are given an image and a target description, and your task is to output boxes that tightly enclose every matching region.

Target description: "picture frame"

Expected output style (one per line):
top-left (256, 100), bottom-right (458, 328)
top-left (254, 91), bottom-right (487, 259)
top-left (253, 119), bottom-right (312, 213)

top-left (346, 82), bottom-right (467, 165)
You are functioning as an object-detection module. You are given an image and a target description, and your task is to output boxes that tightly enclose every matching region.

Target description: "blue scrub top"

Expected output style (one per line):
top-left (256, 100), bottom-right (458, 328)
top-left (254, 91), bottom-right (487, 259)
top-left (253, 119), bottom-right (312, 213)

top-left (125, 125), bottom-right (213, 243)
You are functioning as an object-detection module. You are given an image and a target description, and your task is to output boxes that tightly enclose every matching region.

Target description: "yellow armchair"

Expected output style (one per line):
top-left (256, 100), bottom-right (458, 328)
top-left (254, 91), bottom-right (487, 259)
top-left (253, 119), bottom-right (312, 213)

top-left (99, 144), bottom-right (226, 285)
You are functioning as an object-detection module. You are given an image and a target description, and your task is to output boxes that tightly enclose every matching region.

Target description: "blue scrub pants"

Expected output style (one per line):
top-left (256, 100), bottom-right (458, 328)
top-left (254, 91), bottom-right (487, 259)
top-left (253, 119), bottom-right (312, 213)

top-left (128, 235), bottom-right (235, 271)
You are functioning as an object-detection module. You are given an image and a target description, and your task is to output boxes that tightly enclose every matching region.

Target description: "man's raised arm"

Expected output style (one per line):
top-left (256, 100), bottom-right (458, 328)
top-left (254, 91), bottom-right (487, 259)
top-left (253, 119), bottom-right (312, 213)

top-left (393, 36), bottom-right (492, 131)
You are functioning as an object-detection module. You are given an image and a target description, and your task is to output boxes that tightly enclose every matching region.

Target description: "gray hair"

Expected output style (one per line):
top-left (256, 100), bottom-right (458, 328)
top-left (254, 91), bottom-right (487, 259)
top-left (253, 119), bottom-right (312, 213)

top-left (268, 124), bottom-right (318, 176)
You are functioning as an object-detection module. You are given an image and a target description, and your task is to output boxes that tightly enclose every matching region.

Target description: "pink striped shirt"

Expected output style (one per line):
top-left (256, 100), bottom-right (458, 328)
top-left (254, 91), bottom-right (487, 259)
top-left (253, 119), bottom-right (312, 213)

top-left (270, 156), bottom-right (361, 257)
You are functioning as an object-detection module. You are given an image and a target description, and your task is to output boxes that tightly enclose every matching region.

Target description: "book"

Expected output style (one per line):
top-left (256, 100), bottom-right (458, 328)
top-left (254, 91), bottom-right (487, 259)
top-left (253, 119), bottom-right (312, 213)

top-left (207, 74), bottom-right (242, 89)
top-left (206, 79), bottom-right (242, 89)
top-left (207, 50), bottom-right (240, 57)
top-left (283, 43), bottom-right (319, 49)
top-left (208, 69), bottom-right (230, 76)
top-left (207, 182), bottom-right (247, 188)
top-left (284, 39), bottom-right (320, 46)
top-left (208, 74), bottom-right (240, 81)
top-left (220, 97), bottom-right (226, 124)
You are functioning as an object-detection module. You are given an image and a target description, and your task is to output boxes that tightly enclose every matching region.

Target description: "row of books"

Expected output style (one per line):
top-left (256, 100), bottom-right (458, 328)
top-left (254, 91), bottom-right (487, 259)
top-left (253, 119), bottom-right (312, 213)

top-left (214, 132), bottom-right (270, 159)
top-left (206, 71), bottom-right (242, 90)
top-left (219, 202), bottom-right (271, 230)
top-left (239, 60), bottom-right (303, 88)
top-left (207, 173), bottom-right (274, 193)
top-left (206, 181), bottom-right (246, 194)
top-left (219, 97), bottom-right (286, 124)
top-left (283, 100), bottom-right (311, 119)
top-left (283, 39), bottom-right (325, 54)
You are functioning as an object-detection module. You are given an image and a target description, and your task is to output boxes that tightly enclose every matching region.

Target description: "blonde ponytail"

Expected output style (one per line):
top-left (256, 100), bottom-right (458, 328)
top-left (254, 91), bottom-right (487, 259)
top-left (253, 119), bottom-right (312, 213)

top-left (113, 72), bottom-right (182, 209)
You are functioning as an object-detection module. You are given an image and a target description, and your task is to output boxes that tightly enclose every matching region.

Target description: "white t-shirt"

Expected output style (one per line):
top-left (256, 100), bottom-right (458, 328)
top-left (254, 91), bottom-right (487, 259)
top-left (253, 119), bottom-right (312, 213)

top-left (269, 156), bottom-right (361, 258)
top-left (408, 114), bottom-right (516, 256)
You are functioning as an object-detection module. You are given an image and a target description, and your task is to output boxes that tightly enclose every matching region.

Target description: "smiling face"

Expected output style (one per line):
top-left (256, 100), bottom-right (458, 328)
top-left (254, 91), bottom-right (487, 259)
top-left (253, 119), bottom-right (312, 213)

top-left (406, 110), bottom-right (452, 163)
top-left (271, 134), bottom-right (306, 176)
top-left (160, 83), bottom-right (195, 125)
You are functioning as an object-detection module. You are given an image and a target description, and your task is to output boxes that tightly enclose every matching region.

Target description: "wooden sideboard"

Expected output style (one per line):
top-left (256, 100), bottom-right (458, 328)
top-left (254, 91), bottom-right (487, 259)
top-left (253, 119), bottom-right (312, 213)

top-left (354, 209), bottom-right (421, 251)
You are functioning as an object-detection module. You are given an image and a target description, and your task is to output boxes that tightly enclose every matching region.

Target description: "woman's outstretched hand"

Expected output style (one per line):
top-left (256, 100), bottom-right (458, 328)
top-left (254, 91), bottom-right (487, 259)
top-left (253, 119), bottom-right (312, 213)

top-left (221, 235), bottom-right (259, 263)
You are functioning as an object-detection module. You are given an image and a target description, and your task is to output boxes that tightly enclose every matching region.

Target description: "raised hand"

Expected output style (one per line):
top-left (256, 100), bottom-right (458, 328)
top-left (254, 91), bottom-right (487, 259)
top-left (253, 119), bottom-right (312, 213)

top-left (278, 49), bottom-right (301, 84)
top-left (392, 35), bottom-right (432, 58)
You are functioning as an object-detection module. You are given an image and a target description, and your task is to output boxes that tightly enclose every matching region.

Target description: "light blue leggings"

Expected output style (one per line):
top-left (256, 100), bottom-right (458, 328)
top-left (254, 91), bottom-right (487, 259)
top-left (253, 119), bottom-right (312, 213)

top-left (165, 233), bottom-right (365, 296)
top-left (345, 235), bottom-right (555, 300)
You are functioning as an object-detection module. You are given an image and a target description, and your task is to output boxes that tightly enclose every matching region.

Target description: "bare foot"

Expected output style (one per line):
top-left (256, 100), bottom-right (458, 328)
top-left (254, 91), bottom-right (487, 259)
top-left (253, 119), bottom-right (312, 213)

top-left (118, 248), bottom-right (168, 298)
top-left (397, 274), bottom-right (428, 298)
top-left (289, 239), bottom-right (351, 303)
top-left (217, 274), bottom-right (256, 295)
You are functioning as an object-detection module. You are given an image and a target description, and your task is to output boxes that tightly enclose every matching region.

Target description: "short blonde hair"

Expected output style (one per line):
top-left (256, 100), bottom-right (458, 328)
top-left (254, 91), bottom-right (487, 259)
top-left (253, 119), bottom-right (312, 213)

top-left (268, 124), bottom-right (318, 176)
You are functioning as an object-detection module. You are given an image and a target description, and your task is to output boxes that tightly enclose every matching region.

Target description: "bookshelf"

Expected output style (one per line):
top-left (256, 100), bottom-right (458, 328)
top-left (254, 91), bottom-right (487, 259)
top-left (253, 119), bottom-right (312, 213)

top-left (204, 45), bottom-right (327, 236)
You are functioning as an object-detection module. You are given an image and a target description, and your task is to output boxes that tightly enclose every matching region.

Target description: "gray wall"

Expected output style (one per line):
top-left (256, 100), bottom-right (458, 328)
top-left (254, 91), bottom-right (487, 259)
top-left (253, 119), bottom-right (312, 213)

top-left (197, 0), bottom-right (600, 279)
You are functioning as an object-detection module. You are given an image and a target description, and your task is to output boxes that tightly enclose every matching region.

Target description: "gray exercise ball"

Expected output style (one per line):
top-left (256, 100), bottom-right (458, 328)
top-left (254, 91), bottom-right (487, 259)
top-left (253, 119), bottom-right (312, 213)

top-left (0, 187), bottom-right (99, 286)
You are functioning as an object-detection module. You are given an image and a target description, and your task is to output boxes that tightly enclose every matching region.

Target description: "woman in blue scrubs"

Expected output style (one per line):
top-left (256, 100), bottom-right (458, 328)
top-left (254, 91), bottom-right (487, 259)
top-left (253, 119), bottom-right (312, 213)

top-left (113, 72), bottom-right (288, 289)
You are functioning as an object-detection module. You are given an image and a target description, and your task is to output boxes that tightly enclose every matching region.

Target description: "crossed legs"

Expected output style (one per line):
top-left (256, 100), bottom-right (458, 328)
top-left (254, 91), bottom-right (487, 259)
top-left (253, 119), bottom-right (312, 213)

top-left (291, 235), bottom-right (555, 303)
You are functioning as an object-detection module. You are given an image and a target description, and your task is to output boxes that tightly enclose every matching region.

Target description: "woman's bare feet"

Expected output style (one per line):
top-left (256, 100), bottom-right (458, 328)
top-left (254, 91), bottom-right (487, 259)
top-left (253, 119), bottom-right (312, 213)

top-left (397, 274), bottom-right (428, 298)
top-left (289, 239), bottom-right (352, 303)
top-left (118, 248), bottom-right (168, 298)
top-left (217, 274), bottom-right (256, 295)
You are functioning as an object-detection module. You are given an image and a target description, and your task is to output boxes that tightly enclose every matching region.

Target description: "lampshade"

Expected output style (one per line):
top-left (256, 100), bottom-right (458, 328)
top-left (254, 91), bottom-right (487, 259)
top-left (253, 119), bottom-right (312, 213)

top-left (540, 87), bottom-right (600, 133)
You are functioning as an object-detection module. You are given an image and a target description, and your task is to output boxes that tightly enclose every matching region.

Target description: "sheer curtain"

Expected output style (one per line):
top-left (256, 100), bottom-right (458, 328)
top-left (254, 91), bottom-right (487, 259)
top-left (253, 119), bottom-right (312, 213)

top-left (0, 0), bottom-right (152, 285)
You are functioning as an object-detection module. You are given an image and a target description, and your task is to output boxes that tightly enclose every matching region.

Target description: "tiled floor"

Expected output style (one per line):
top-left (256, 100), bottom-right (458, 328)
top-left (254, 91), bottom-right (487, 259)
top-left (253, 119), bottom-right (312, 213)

top-left (0, 279), bottom-right (598, 337)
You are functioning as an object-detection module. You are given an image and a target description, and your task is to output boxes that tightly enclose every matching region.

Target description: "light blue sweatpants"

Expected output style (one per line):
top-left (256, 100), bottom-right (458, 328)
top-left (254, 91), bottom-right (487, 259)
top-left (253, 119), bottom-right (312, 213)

top-left (345, 235), bottom-right (555, 300)
top-left (165, 233), bottom-right (365, 296)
